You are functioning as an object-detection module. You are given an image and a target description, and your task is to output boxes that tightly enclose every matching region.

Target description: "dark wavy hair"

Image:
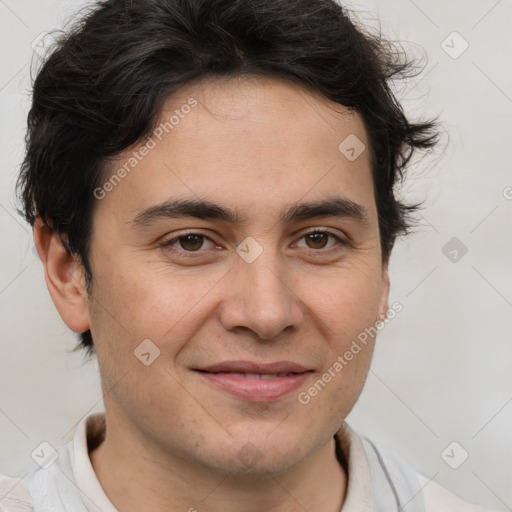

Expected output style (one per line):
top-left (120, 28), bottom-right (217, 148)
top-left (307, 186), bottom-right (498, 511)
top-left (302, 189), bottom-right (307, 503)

top-left (16, 0), bottom-right (439, 355)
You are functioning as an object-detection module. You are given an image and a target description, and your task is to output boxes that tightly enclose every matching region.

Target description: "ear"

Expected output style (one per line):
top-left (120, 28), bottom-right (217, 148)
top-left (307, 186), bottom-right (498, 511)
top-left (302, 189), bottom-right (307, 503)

top-left (33, 217), bottom-right (91, 333)
top-left (377, 264), bottom-right (390, 322)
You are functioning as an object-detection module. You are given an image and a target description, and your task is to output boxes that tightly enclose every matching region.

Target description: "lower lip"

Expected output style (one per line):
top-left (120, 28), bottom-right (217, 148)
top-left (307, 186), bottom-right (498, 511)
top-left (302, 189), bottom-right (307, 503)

top-left (195, 371), bottom-right (312, 401)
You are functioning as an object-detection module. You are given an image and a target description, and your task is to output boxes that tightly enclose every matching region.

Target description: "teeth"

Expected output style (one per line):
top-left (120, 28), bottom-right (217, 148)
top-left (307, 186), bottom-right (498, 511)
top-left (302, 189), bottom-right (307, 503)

top-left (215, 372), bottom-right (292, 379)
top-left (240, 372), bottom-right (292, 379)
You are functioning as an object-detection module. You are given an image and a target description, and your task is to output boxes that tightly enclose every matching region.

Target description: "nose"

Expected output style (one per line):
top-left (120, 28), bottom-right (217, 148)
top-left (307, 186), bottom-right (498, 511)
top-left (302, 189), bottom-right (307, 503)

top-left (219, 250), bottom-right (304, 340)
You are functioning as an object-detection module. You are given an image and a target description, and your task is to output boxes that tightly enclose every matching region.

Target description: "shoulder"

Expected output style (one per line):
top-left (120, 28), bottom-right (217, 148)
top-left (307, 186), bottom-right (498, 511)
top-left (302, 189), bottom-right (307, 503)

top-left (0, 474), bottom-right (33, 511)
top-left (3, 415), bottom-right (105, 512)
top-left (2, 442), bottom-right (87, 512)
top-left (418, 474), bottom-right (498, 512)
top-left (25, 441), bottom-right (92, 512)
top-left (360, 435), bottom-right (498, 512)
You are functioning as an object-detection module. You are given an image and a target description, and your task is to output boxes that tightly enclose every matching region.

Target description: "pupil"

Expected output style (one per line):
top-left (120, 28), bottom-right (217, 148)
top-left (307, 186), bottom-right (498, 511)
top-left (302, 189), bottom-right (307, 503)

top-left (308, 233), bottom-right (327, 249)
top-left (181, 235), bottom-right (203, 251)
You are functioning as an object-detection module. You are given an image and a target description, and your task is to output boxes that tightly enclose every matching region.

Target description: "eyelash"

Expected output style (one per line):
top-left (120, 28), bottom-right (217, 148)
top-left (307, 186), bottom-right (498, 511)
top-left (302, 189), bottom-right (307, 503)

top-left (159, 228), bottom-right (347, 256)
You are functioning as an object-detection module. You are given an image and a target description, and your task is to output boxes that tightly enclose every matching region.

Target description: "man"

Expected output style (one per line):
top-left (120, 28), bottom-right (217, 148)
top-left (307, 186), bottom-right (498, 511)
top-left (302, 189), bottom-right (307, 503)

top-left (2, 0), bottom-right (498, 510)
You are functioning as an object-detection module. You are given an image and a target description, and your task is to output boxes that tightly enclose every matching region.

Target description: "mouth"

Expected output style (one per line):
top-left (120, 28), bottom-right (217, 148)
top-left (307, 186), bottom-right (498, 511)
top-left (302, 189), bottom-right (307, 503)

top-left (198, 371), bottom-right (300, 379)
top-left (193, 361), bottom-right (314, 402)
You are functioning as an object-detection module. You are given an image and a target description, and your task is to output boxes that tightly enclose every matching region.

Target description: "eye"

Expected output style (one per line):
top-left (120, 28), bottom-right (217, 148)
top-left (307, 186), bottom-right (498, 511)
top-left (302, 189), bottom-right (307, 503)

top-left (162, 232), bottom-right (217, 252)
top-left (160, 228), bottom-right (346, 256)
top-left (295, 229), bottom-right (345, 250)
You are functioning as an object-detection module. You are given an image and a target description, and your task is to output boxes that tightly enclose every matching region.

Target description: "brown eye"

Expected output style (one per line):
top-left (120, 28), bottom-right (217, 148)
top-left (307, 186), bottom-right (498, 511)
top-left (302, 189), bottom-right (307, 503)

top-left (305, 232), bottom-right (330, 249)
top-left (296, 230), bottom-right (342, 251)
top-left (162, 232), bottom-right (216, 253)
top-left (177, 234), bottom-right (206, 251)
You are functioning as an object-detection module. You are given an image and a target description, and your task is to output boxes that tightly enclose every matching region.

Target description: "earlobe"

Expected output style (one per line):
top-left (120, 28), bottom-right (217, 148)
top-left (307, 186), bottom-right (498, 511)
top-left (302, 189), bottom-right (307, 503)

top-left (33, 217), bottom-right (91, 333)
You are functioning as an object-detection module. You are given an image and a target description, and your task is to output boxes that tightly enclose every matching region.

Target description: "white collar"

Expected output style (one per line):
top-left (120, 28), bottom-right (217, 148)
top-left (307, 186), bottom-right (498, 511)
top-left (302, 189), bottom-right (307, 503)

top-left (70, 413), bottom-right (373, 512)
top-left (70, 413), bottom-right (116, 512)
top-left (336, 422), bottom-right (374, 511)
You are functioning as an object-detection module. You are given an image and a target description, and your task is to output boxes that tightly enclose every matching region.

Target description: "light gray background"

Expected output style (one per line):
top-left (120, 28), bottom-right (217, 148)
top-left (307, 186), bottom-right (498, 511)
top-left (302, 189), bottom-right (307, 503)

top-left (0, 0), bottom-right (511, 510)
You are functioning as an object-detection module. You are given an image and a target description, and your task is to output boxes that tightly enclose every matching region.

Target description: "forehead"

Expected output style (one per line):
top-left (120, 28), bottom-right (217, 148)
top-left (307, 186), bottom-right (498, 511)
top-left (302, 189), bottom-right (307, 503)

top-left (159, 74), bottom-right (371, 168)
top-left (96, 74), bottom-right (376, 227)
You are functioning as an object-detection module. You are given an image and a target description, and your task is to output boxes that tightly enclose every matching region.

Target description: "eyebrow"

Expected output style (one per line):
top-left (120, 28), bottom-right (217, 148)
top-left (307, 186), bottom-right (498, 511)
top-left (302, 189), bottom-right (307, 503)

top-left (130, 196), bottom-right (369, 229)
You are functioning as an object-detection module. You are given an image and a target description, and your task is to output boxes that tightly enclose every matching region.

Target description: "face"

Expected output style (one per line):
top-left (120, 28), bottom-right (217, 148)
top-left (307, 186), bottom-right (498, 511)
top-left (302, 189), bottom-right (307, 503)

top-left (74, 75), bottom-right (389, 474)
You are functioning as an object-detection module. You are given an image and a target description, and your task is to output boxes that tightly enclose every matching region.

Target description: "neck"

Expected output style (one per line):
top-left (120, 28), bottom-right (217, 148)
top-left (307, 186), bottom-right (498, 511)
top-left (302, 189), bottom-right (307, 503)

top-left (89, 411), bottom-right (347, 512)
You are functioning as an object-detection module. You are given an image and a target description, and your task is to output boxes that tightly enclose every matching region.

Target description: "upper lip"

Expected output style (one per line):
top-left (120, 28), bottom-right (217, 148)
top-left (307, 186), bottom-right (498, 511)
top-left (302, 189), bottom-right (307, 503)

top-left (195, 360), bottom-right (312, 374)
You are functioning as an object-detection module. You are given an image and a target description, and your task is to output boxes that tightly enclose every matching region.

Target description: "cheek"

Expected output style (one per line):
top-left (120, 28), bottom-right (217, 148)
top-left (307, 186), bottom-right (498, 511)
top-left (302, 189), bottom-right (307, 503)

top-left (93, 260), bottom-right (209, 335)
top-left (299, 267), bottom-right (384, 342)
top-left (88, 261), bottom-right (230, 384)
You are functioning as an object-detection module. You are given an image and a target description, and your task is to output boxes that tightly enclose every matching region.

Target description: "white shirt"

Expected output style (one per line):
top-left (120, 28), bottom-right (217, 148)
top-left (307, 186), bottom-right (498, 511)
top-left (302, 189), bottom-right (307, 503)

top-left (0, 413), bottom-right (498, 511)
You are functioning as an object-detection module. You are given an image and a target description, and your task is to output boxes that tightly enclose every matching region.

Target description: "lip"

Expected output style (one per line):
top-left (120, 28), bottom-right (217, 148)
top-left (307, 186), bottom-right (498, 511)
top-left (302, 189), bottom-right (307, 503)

top-left (197, 360), bottom-right (311, 374)
top-left (194, 360), bottom-right (314, 402)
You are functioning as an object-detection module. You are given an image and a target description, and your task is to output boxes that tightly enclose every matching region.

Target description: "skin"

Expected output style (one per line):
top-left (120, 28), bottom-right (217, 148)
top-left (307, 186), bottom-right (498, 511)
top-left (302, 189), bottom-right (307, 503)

top-left (34, 74), bottom-right (390, 512)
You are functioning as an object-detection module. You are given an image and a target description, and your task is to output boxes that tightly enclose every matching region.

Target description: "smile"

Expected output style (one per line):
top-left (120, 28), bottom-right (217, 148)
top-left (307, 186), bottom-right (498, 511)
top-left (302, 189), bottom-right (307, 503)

top-left (193, 361), bottom-right (314, 401)
top-left (206, 372), bottom-right (296, 379)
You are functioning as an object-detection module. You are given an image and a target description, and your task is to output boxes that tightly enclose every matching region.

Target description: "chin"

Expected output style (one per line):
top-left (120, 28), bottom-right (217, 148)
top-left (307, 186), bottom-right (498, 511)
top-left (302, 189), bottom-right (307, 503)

top-left (200, 430), bottom-right (314, 477)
